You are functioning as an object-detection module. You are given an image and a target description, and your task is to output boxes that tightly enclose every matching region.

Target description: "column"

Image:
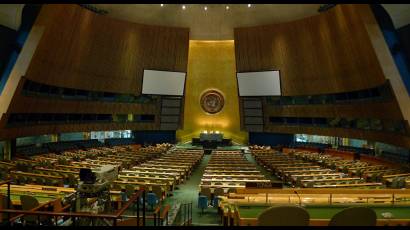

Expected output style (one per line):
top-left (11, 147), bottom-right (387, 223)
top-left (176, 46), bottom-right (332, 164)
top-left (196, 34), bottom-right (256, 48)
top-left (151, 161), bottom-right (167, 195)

top-left (83, 132), bottom-right (91, 140)
top-left (3, 139), bottom-right (16, 160)
top-left (50, 134), bottom-right (59, 142)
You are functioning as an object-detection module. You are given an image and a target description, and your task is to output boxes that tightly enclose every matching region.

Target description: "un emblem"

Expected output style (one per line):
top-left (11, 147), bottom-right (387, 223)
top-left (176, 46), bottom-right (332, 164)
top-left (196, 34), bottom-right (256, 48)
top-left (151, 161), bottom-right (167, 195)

top-left (200, 90), bottom-right (224, 114)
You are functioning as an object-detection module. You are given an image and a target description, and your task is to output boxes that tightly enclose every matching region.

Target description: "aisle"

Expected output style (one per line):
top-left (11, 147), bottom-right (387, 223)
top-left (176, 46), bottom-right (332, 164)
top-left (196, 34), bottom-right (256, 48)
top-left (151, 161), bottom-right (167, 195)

top-left (164, 154), bottom-right (221, 225)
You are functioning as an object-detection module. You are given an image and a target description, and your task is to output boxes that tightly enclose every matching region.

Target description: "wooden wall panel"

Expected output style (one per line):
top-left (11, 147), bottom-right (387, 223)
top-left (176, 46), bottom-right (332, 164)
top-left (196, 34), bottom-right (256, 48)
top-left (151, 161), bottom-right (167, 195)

top-left (236, 4), bottom-right (410, 149)
top-left (8, 96), bottom-right (158, 115)
top-left (234, 4), bottom-right (386, 96)
top-left (0, 4), bottom-right (189, 140)
top-left (265, 101), bottom-right (404, 120)
top-left (25, 4), bottom-right (189, 95)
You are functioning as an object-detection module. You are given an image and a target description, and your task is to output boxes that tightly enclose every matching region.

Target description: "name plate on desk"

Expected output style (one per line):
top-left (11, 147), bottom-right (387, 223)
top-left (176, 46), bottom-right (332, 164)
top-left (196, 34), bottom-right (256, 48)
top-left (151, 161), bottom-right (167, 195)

top-left (245, 182), bottom-right (273, 188)
top-left (42, 187), bottom-right (57, 191)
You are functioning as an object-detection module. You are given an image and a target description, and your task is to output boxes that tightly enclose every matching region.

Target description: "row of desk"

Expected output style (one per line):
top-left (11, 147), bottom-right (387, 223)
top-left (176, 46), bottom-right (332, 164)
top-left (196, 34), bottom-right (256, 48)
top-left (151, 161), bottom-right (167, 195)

top-left (295, 151), bottom-right (409, 188)
top-left (251, 149), bottom-right (384, 188)
top-left (200, 151), bottom-right (270, 194)
top-left (219, 188), bottom-right (410, 226)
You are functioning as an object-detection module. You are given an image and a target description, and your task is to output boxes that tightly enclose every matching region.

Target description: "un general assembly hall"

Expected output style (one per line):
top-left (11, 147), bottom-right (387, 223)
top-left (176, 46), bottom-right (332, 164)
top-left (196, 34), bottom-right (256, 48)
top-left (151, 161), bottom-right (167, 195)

top-left (1, 3), bottom-right (410, 227)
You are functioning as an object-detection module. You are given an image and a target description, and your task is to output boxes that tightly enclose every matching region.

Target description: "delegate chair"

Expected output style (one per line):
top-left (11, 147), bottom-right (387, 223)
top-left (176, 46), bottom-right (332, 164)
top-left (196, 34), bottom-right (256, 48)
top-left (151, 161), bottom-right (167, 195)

top-left (146, 192), bottom-right (158, 210)
top-left (198, 195), bottom-right (208, 215)
top-left (213, 188), bottom-right (224, 207)
top-left (125, 185), bottom-right (136, 199)
top-left (328, 207), bottom-right (377, 226)
top-left (257, 206), bottom-right (310, 226)
top-left (112, 183), bottom-right (122, 191)
top-left (200, 187), bottom-right (212, 205)
top-left (67, 174), bottom-right (78, 187)
top-left (20, 195), bottom-right (47, 225)
top-left (227, 188), bottom-right (237, 194)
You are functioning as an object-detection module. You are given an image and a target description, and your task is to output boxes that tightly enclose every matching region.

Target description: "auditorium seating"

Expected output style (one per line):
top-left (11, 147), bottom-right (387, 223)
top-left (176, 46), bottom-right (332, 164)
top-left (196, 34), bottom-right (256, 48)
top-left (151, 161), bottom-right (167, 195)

top-left (116, 149), bottom-right (203, 197)
top-left (200, 151), bottom-right (270, 195)
top-left (250, 148), bottom-right (392, 189)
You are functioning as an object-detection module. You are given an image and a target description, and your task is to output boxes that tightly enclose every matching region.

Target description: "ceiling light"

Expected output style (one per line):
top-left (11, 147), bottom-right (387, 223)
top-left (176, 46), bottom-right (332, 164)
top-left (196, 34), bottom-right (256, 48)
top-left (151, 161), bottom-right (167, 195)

top-left (204, 6), bottom-right (207, 11)
top-left (248, 4), bottom-right (252, 8)
top-left (226, 5), bottom-right (229, 10)
top-left (160, 4), bottom-right (164, 7)
top-left (182, 5), bottom-right (186, 10)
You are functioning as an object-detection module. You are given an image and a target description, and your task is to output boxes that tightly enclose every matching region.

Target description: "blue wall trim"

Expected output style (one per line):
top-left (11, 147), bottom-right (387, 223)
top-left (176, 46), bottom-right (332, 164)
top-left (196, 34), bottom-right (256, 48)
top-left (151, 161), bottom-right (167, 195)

top-left (132, 131), bottom-right (176, 145)
top-left (371, 4), bottom-right (410, 96)
top-left (0, 4), bottom-right (41, 94)
top-left (249, 132), bottom-right (294, 147)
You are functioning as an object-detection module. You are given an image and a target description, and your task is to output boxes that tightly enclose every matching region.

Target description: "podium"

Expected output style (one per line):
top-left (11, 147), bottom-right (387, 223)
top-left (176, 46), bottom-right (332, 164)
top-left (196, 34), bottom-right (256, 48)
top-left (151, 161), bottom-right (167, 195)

top-left (192, 132), bottom-right (232, 151)
top-left (199, 133), bottom-right (223, 142)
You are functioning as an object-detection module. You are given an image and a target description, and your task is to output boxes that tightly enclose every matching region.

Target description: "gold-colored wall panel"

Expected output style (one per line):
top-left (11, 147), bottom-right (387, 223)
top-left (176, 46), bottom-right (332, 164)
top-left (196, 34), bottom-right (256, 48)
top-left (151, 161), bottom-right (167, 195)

top-left (177, 41), bottom-right (248, 144)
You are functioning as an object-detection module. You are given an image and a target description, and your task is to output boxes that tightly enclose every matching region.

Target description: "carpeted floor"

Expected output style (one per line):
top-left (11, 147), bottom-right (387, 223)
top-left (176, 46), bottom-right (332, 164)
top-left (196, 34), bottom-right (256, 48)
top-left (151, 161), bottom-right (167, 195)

top-left (163, 154), bottom-right (221, 225)
top-left (161, 146), bottom-right (283, 225)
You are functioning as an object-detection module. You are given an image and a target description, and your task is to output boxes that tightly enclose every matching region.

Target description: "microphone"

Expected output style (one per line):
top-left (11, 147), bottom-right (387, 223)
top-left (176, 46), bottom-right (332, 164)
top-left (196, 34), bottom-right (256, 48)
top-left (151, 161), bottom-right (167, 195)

top-left (294, 190), bottom-right (302, 207)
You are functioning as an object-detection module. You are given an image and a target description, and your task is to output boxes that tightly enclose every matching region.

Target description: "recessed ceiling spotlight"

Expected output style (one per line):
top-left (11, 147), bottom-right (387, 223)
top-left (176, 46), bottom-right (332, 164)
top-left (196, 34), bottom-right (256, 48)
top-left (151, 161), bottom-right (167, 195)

top-left (182, 5), bottom-right (186, 10)
top-left (160, 4), bottom-right (164, 7)
top-left (204, 6), bottom-right (207, 11)
top-left (226, 5), bottom-right (229, 10)
top-left (248, 4), bottom-right (252, 8)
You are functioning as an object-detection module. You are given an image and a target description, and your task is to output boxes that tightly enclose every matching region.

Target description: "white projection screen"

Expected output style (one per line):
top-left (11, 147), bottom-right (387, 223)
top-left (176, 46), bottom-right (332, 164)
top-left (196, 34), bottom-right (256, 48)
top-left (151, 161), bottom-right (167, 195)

top-left (142, 70), bottom-right (186, 96)
top-left (237, 71), bottom-right (281, 96)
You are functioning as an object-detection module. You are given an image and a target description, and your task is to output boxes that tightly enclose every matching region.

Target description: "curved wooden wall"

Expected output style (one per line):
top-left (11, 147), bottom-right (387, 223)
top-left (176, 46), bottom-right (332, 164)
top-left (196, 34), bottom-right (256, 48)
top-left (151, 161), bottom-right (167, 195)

top-left (234, 4), bottom-right (410, 148)
top-left (0, 4), bottom-right (189, 139)
top-left (26, 4), bottom-right (189, 94)
top-left (234, 4), bottom-right (385, 96)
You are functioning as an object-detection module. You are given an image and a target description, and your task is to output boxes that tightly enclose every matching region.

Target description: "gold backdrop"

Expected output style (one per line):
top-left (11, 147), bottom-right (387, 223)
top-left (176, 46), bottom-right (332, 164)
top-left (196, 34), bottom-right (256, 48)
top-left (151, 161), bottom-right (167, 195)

top-left (176, 40), bottom-right (248, 144)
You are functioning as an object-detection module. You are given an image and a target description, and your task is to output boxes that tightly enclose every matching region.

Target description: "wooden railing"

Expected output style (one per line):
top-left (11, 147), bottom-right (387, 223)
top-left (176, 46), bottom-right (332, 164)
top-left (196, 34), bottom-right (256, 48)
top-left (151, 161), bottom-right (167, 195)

top-left (0, 180), bottom-right (11, 225)
top-left (179, 202), bottom-right (192, 226)
top-left (0, 190), bottom-right (146, 226)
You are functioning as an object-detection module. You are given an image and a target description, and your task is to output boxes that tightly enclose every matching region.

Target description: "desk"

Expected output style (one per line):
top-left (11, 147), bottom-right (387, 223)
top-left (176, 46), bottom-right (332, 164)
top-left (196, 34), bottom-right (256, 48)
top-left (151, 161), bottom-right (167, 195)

top-left (313, 182), bottom-right (384, 188)
top-left (200, 133), bottom-right (223, 142)
top-left (225, 204), bottom-right (410, 226)
top-left (202, 179), bottom-right (271, 183)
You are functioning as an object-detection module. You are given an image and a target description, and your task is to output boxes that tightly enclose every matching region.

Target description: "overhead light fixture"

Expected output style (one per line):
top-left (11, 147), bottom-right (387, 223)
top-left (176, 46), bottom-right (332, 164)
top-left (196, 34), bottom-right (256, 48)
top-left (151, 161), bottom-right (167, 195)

top-left (248, 4), bottom-right (252, 8)
top-left (226, 5), bottom-right (229, 10)
top-left (160, 4), bottom-right (164, 7)
top-left (204, 6), bottom-right (207, 11)
top-left (182, 5), bottom-right (186, 10)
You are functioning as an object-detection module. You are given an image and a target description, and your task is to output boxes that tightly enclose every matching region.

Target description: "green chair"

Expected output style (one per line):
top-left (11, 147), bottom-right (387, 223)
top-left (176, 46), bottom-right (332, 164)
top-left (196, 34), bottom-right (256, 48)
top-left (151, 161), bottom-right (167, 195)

top-left (370, 173), bottom-right (379, 182)
top-left (36, 177), bottom-right (47, 185)
top-left (227, 188), bottom-right (237, 194)
top-left (306, 182), bottom-right (315, 188)
top-left (391, 178), bottom-right (400, 188)
top-left (67, 174), bottom-right (78, 187)
top-left (112, 183), bottom-right (122, 191)
top-left (25, 176), bottom-right (33, 184)
top-left (257, 205), bottom-right (310, 226)
top-left (328, 207), bottom-right (377, 226)
top-left (200, 187), bottom-right (212, 203)
top-left (213, 188), bottom-right (224, 207)
top-left (125, 185), bottom-right (136, 198)
top-left (20, 195), bottom-right (43, 225)
top-left (398, 178), bottom-right (406, 188)
top-left (17, 175), bottom-right (26, 185)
